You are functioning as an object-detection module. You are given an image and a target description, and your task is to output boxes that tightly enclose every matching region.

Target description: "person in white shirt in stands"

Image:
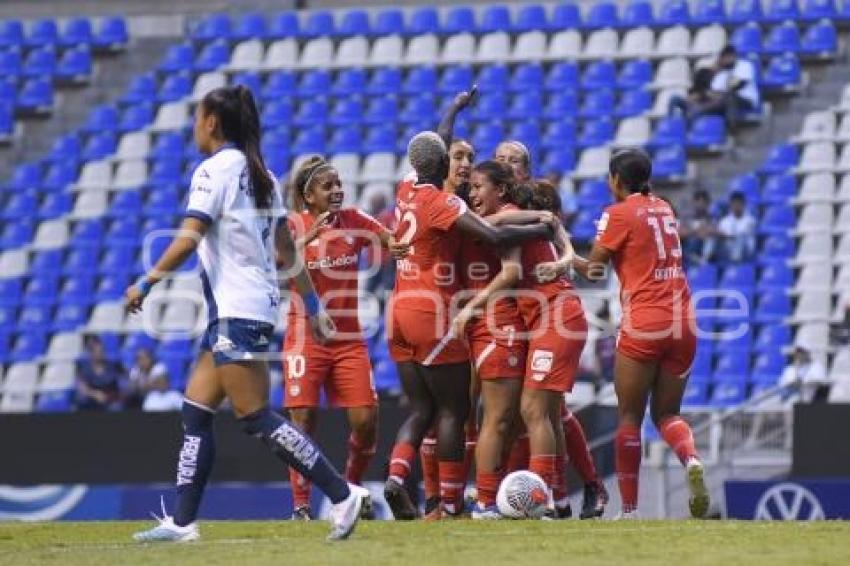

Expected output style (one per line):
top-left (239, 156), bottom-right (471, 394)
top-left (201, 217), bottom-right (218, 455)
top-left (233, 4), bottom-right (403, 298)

top-left (711, 45), bottom-right (761, 128)
top-left (718, 191), bottom-right (756, 263)
top-left (780, 347), bottom-right (831, 404)
top-left (126, 348), bottom-right (182, 412)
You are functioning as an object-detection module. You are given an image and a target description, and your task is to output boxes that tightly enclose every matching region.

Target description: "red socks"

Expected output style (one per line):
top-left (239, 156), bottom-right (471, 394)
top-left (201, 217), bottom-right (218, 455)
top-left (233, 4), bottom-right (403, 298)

top-left (562, 410), bottom-right (599, 484)
top-left (506, 434), bottom-right (530, 473)
top-left (345, 432), bottom-right (376, 485)
top-left (289, 468), bottom-right (311, 509)
top-left (552, 453), bottom-right (568, 507)
top-left (388, 442), bottom-right (416, 485)
top-left (529, 454), bottom-right (556, 490)
top-left (439, 461), bottom-right (466, 515)
top-left (615, 424), bottom-right (641, 513)
top-left (476, 470), bottom-right (503, 507)
top-left (420, 435), bottom-right (439, 500)
top-left (658, 416), bottom-right (698, 466)
top-left (462, 429), bottom-right (478, 482)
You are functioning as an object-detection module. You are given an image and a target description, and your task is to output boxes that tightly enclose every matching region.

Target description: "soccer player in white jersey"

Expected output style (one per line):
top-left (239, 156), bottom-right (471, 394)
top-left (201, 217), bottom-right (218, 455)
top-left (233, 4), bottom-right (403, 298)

top-left (125, 85), bottom-right (367, 542)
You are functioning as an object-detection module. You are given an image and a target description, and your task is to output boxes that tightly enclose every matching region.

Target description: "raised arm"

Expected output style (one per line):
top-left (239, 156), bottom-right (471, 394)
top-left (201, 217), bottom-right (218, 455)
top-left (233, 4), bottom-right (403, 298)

top-left (437, 86), bottom-right (477, 148)
top-left (452, 247), bottom-right (522, 337)
top-left (454, 209), bottom-right (554, 248)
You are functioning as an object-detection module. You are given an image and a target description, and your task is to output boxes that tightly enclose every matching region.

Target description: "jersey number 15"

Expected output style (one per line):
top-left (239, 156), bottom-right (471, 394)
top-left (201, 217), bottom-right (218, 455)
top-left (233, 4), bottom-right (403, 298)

top-left (646, 215), bottom-right (682, 260)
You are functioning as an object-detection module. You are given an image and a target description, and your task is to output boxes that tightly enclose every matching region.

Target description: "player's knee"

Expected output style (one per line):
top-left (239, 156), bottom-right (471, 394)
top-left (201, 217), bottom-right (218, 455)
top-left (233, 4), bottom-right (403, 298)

top-left (350, 410), bottom-right (377, 439)
top-left (182, 400), bottom-right (215, 433)
top-left (520, 399), bottom-right (547, 426)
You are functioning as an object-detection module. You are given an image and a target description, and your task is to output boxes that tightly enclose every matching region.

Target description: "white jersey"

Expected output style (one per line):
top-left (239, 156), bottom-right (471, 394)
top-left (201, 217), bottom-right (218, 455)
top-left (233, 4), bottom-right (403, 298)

top-left (186, 146), bottom-right (283, 325)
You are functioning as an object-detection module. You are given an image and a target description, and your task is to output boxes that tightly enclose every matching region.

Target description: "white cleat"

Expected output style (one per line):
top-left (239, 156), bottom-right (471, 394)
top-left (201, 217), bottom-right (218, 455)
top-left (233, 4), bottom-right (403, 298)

top-left (327, 484), bottom-right (369, 541)
top-left (687, 458), bottom-right (710, 519)
top-left (613, 510), bottom-right (640, 520)
top-left (471, 503), bottom-right (502, 520)
top-left (133, 499), bottom-right (199, 543)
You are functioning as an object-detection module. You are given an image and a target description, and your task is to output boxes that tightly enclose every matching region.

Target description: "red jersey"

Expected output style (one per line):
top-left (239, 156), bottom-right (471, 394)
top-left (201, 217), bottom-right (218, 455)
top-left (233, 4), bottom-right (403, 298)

top-left (287, 208), bottom-right (386, 337)
top-left (391, 179), bottom-right (467, 313)
top-left (596, 193), bottom-right (693, 330)
top-left (459, 236), bottom-right (522, 327)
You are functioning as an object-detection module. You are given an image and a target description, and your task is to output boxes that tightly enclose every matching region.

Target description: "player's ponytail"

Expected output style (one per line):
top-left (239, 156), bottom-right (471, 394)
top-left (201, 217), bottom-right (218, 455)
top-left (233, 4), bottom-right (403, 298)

top-left (609, 148), bottom-right (652, 195)
top-left (290, 155), bottom-right (331, 212)
top-left (201, 85), bottom-right (274, 209)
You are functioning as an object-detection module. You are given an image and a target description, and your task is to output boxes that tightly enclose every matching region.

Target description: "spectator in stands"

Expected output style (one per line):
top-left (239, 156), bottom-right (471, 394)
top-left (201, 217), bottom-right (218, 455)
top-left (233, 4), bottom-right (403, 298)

top-left (74, 335), bottom-right (125, 411)
top-left (710, 45), bottom-right (761, 128)
top-left (718, 191), bottom-right (756, 263)
top-left (780, 347), bottom-right (831, 403)
top-left (680, 190), bottom-right (719, 264)
top-left (125, 348), bottom-right (182, 411)
top-left (668, 67), bottom-right (727, 122)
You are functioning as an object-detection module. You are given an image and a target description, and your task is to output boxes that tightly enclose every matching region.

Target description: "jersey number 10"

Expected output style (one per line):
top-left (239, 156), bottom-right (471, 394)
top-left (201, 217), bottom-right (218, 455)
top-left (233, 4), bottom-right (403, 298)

top-left (646, 215), bottom-right (682, 260)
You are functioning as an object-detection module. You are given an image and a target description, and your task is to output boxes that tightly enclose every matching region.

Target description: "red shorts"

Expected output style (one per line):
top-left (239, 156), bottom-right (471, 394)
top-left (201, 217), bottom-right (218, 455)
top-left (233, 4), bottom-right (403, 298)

top-left (282, 339), bottom-right (377, 409)
top-left (524, 303), bottom-right (588, 393)
top-left (617, 321), bottom-right (697, 377)
top-left (388, 308), bottom-right (469, 366)
top-left (468, 318), bottom-right (526, 380)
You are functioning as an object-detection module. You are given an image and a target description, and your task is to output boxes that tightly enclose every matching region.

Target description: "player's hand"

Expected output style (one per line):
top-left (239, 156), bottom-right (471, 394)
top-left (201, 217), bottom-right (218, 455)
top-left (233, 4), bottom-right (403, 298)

top-left (309, 309), bottom-right (337, 344)
top-left (537, 211), bottom-right (557, 227)
top-left (388, 236), bottom-right (410, 259)
top-left (124, 285), bottom-right (145, 314)
top-left (451, 306), bottom-right (475, 338)
top-left (304, 211), bottom-right (331, 244)
top-left (535, 261), bottom-right (563, 283)
top-left (452, 85), bottom-right (478, 111)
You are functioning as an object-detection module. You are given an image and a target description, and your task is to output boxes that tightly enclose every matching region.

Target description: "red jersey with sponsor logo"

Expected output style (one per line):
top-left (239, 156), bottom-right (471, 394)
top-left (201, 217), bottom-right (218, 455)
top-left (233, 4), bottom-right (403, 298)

top-left (459, 235), bottom-right (523, 327)
top-left (286, 208), bottom-right (386, 336)
top-left (596, 193), bottom-right (693, 330)
top-left (391, 179), bottom-right (467, 313)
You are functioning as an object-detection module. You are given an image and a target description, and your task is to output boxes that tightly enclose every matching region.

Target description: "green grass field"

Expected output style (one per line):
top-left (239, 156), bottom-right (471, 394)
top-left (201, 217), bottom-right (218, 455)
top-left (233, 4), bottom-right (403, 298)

top-left (1, 520), bottom-right (849, 566)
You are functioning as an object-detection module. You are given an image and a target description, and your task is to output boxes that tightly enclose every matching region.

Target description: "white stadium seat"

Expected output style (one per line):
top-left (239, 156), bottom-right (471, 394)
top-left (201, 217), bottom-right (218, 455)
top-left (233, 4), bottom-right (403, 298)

top-left (836, 203), bottom-right (850, 233)
top-left (828, 349), bottom-right (850, 402)
top-left (88, 302), bottom-right (126, 332)
top-left (834, 84), bottom-right (850, 111)
top-left (794, 232), bottom-right (834, 265)
top-left (111, 159), bottom-right (147, 191)
top-left (835, 264), bottom-right (850, 291)
top-left (330, 153), bottom-right (360, 184)
top-left (511, 31), bottom-right (547, 62)
top-left (834, 144), bottom-right (850, 173)
top-left (360, 153), bottom-right (396, 183)
top-left (113, 131), bottom-right (150, 162)
top-left (836, 235), bottom-right (850, 263)
top-left (655, 26), bottom-right (691, 59)
top-left (73, 160), bottom-right (112, 191)
top-left (262, 38), bottom-right (298, 70)
top-left (795, 203), bottom-right (834, 234)
top-left (45, 333), bottom-right (84, 362)
top-left (227, 39), bottom-right (264, 72)
top-left (568, 382), bottom-right (597, 407)
top-left (573, 147), bottom-right (611, 180)
top-left (794, 323), bottom-right (830, 353)
top-left (441, 33), bottom-right (476, 64)
top-left (369, 35), bottom-right (403, 67)
top-left (793, 263), bottom-right (833, 293)
top-left (651, 58), bottom-right (691, 90)
top-left (795, 173), bottom-right (836, 203)
top-left (476, 32), bottom-right (510, 63)
top-left (358, 182), bottom-right (394, 209)
top-left (334, 36), bottom-right (368, 68)
top-left (796, 141), bottom-right (836, 173)
top-left (298, 37), bottom-right (334, 69)
top-left (836, 174), bottom-right (850, 201)
top-left (39, 362), bottom-right (75, 391)
top-left (690, 25), bottom-right (727, 58)
top-left (159, 301), bottom-right (203, 333)
top-left (169, 275), bottom-right (203, 296)
top-left (613, 117), bottom-right (651, 147)
top-left (0, 250), bottom-right (28, 278)
top-left (650, 88), bottom-right (687, 117)
top-left (835, 115), bottom-right (850, 142)
top-left (32, 219), bottom-right (69, 250)
top-left (191, 72), bottom-right (226, 103)
top-left (546, 30), bottom-right (582, 61)
top-left (791, 292), bottom-right (833, 323)
top-left (2, 362), bottom-right (39, 392)
top-left (795, 111), bottom-right (837, 143)
top-left (150, 102), bottom-right (189, 132)
top-left (70, 190), bottom-right (108, 220)
top-left (405, 34), bottom-right (439, 66)
top-left (0, 392), bottom-right (33, 413)
top-left (618, 27), bottom-right (655, 60)
top-left (583, 29), bottom-right (618, 60)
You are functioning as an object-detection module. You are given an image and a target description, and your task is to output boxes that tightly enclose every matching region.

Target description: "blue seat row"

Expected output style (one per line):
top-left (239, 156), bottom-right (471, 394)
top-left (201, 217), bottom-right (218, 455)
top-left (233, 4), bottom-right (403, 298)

top-left (0, 17), bottom-right (127, 50)
top-left (0, 46), bottom-right (94, 81)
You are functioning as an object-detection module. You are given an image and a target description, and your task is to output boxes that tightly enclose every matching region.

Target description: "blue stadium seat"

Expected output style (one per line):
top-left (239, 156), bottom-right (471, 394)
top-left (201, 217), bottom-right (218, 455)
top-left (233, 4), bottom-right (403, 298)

top-left (693, 0), bottom-right (728, 24)
top-left (262, 70), bottom-right (297, 100)
top-left (68, 220), bottom-right (103, 250)
top-left (474, 93), bottom-right (508, 121)
top-left (18, 305), bottom-right (53, 333)
top-left (444, 6), bottom-right (476, 34)
top-left (691, 346), bottom-right (714, 380)
top-left (6, 163), bottom-right (42, 191)
top-left (439, 65), bottom-right (474, 95)
top-left (616, 88), bottom-right (652, 117)
top-left (262, 99), bottom-right (294, 128)
top-left (762, 54), bottom-right (802, 92)
top-left (687, 116), bottom-right (727, 150)
top-left (293, 98), bottom-right (328, 126)
top-left (26, 19), bottom-right (58, 48)
top-left (303, 11), bottom-right (336, 38)
top-left (95, 274), bottom-right (130, 302)
top-left (190, 13), bottom-right (231, 42)
top-left (94, 16), bottom-right (128, 51)
top-left (552, 2), bottom-right (583, 29)
top-left (329, 98), bottom-right (362, 127)
top-left (10, 332), bottom-right (47, 362)
top-left (61, 17), bottom-right (93, 47)
top-left (146, 185), bottom-right (181, 216)
top-left (235, 72), bottom-right (264, 99)
top-left (121, 73), bottom-right (157, 105)
top-left (291, 126), bottom-right (326, 155)
top-left (758, 261), bottom-right (793, 291)
top-left (515, 4), bottom-right (549, 32)
top-left (731, 23), bottom-right (763, 55)
top-left (802, 0), bottom-right (838, 20)
top-left (720, 263), bottom-right (756, 290)
top-left (66, 246), bottom-right (103, 278)
top-left (801, 21), bottom-right (838, 57)
top-left (472, 122), bottom-right (504, 157)
top-left (582, 60), bottom-right (617, 90)
top-left (364, 126), bottom-right (398, 154)
top-left (576, 179), bottom-right (612, 208)
top-left (0, 278), bottom-right (23, 308)
top-left (0, 101), bottom-right (13, 141)
top-left (38, 192), bottom-right (72, 220)
top-left (0, 306), bottom-right (17, 332)
top-left (52, 304), bottom-right (89, 332)
top-left (61, 276), bottom-right (95, 305)
top-left (23, 47), bottom-right (56, 78)
top-left (233, 13), bottom-right (267, 41)
top-left (0, 50), bottom-right (22, 79)
top-left (727, 173), bottom-right (761, 206)
top-left (508, 91), bottom-right (544, 120)
top-left (682, 380), bottom-right (710, 406)
top-left (622, 0), bottom-right (655, 27)
top-left (194, 40), bottom-right (229, 72)
top-left (364, 96), bottom-right (398, 125)
top-left (0, 221), bottom-right (33, 249)
top-left (373, 9), bottom-right (405, 37)
top-left (714, 351), bottom-right (751, 380)
top-left (544, 91), bottom-right (579, 119)
top-left (403, 66), bottom-right (437, 94)
top-left (56, 46), bottom-right (93, 82)
top-left (0, 78), bottom-right (16, 106)
top-left (107, 217), bottom-right (141, 245)
top-left (400, 95), bottom-right (437, 124)
top-left (368, 67), bottom-right (401, 95)
top-left (585, 2), bottom-right (620, 29)
top-left (30, 249), bottom-right (64, 277)
top-left (545, 61), bottom-right (580, 91)
top-left (339, 10), bottom-right (371, 36)
top-left (751, 351), bottom-right (785, 384)
top-left (299, 69), bottom-right (332, 96)
top-left (82, 105), bottom-right (119, 134)
top-left (657, 0), bottom-right (691, 25)
top-left (0, 20), bottom-right (24, 49)
top-left (759, 204), bottom-right (796, 235)
top-left (118, 103), bottom-right (154, 132)
top-left (151, 132), bottom-right (185, 160)
top-left (647, 114), bottom-right (687, 150)
top-left (543, 119), bottom-right (576, 149)
top-left (759, 234), bottom-right (795, 264)
top-left (23, 276), bottom-right (60, 308)
top-left (477, 64), bottom-right (510, 92)
top-left (479, 5), bottom-right (512, 33)
top-left (754, 324), bottom-right (791, 353)
top-left (765, 0), bottom-right (801, 22)
top-left (332, 69), bottom-right (366, 96)
top-left (759, 143), bottom-right (798, 174)
top-left (158, 44), bottom-right (194, 73)
top-left (618, 60), bottom-right (652, 89)
top-left (509, 120), bottom-right (542, 155)
top-left (373, 359), bottom-right (400, 393)
top-left (268, 11), bottom-right (300, 39)
top-left (754, 291), bottom-right (792, 324)
top-left (580, 89), bottom-right (616, 119)
top-left (408, 7), bottom-right (440, 35)
top-left (764, 22), bottom-right (800, 55)
top-left (37, 390), bottom-right (73, 412)
top-left (730, 0), bottom-right (764, 23)
top-left (2, 193), bottom-right (37, 220)
top-left (510, 63), bottom-right (545, 93)
top-left (761, 173), bottom-right (796, 204)
top-left (711, 376), bottom-right (748, 406)
top-left (109, 191), bottom-right (143, 218)
top-left (569, 210), bottom-right (598, 241)
top-left (653, 145), bottom-right (687, 179)
top-left (100, 244), bottom-right (138, 275)
top-left (688, 263), bottom-right (718, 290)
top-left (577, 118), bottom-right (614, 148)
top-left (157, 73), bottom-right (192, 103)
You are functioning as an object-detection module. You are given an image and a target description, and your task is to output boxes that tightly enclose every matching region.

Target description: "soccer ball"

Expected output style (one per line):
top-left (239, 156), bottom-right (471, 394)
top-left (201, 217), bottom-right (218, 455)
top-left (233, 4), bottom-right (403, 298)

top-left (496, 470), bottom-right (550, 519)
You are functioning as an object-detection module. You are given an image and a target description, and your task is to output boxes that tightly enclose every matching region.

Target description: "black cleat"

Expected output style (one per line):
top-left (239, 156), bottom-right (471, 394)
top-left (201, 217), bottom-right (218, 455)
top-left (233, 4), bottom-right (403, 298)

top-left (580, 481), bottom-right (609, 519)
top-left (384, 479), bottom-right (419, 520)
top-left (555, 504), bottom-right (573, 519)
top-left (291, 505), bottom-right (312, 521)
top-left (359, 494), bottom-right (376, 520)
top-left (424, 496), bottom-right (441, 516)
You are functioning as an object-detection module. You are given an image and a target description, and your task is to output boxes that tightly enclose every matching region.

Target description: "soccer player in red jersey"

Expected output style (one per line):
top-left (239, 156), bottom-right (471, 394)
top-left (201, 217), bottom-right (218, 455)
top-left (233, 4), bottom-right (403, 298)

top-left (451, 161), bottom-right (588, 518)
top-left (283, 155), bottom-right (406, 520)
top-left (563, 148), bottom-right (709, 518)
top-left (383, 130), bottom-right (556, 520)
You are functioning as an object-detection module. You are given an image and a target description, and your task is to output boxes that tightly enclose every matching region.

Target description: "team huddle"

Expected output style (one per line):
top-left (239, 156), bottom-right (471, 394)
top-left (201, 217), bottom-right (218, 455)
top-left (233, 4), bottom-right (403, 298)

top-left (125, 85), bottom-right (709, 542)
